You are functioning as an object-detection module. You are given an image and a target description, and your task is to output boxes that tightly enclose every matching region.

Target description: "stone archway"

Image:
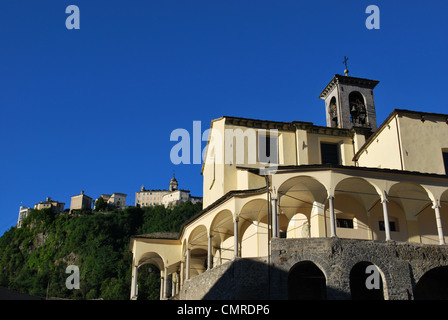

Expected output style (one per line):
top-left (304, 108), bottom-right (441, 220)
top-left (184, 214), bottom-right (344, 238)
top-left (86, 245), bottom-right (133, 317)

top-left (288, 261), bottom-right (327, 300)
top-left (414, 266), bottom-right (448, 300)
top-left (349, 261), bottom-right (384, 300)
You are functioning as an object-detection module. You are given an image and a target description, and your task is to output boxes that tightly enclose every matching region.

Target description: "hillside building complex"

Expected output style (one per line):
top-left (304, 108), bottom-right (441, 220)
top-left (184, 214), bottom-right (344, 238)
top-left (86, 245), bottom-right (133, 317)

top-left (135, 174), bottom-right (201, 208)
top-left (34, 197), bottom-right (65, 213)
top-left (96, 193), bottom-right (127, 210)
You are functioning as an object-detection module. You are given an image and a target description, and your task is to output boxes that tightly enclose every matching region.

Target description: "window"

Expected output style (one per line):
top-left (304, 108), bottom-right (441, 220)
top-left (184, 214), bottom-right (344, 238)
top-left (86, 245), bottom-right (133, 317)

top-left (379, 221), bottom-right (397, 232)
top-left (321, 142), bottom-right (340, 165)
top-left (337, 218), bottom-right (354, 229)
top-left (443, 152), bottom-right (448, 175)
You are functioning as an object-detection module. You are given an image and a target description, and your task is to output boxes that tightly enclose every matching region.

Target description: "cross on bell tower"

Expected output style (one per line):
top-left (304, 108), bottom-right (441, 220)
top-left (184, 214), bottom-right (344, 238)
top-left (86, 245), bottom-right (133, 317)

top-left (343, 56), bottom-right (349, 76)
top-left (318, 60), bottom-right (379, 130)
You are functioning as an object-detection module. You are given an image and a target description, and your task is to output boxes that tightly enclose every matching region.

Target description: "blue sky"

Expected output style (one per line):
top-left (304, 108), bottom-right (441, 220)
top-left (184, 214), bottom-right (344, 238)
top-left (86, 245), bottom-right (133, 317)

top-left (0, 1), bottom-right (447, 236)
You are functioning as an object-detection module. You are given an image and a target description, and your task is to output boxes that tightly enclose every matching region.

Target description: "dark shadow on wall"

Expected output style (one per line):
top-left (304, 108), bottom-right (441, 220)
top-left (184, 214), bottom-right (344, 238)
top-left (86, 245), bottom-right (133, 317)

top-left (414, 266), bottom-right (448, 300)
top-left (200, 258), bottom-right (350, 300)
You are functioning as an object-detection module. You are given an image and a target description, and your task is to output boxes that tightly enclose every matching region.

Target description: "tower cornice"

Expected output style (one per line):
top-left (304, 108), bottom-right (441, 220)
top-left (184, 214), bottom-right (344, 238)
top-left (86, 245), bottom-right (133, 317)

top-left (319, 74), bottom-right (379, 99)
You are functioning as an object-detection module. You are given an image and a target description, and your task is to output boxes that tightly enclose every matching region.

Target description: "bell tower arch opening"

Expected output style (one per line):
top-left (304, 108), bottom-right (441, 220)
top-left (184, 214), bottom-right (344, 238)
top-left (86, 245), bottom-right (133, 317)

top-left (319, 68), bottom-right (379, 131)
top-left (349, 91), bottom-right (368, 125)
top-left (328, 96), bottom-right (338, 127)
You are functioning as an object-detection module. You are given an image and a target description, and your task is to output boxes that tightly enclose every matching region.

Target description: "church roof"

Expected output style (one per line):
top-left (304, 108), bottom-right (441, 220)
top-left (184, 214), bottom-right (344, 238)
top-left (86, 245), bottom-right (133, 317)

top-left (353, 108), bottom-right (448, 161)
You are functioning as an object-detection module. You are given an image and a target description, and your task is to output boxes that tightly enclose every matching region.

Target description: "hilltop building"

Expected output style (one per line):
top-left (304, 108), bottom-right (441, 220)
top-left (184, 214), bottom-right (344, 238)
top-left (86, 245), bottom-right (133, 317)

top-left (96, 193), bottom-right (127, 210)
top-left (130, 71), bottom-right (448, 300)
top-left (34, 197), bottom-right (65, 213)
top-left (135, 174), bottom-right (201, 208)
top-left (17, 206), bottom-right (32, 228)
top-left (69, 190), bottom-right (93, 213)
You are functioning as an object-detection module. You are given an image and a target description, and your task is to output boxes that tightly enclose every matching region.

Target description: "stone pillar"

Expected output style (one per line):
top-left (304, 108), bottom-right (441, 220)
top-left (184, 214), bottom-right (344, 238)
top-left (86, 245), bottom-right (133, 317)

top-left (433, 201), bottom-right (446, 245)
top-left (180, 260), bottom-right (184, 286)
top-left (130, 264), bottom-right (138, 300)
top-left (186, 249), bottom-right (191, 280)
top-left (272, 198), bottom-right (279, 238)
top-left (381, 198), bottom-right (392, 241)
top-left (164, 267), bottom-right (169, 299)
top-left (234, 218), bottom-right (239, 258)
top-left (160, 270), bottom-right (164, 300)
top-left (328, 196), bottom-right (337, 237)
top-left (172, 272), bottom-right (177, 297)
top-left (207, 234), bottom-right (213, 270)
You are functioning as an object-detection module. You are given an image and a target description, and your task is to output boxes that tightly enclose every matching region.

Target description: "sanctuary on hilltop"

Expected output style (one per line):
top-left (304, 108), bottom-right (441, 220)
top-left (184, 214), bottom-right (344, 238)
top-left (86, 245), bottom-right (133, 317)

top-left (135, 174), bottom-right (202, 208)
top-left (130, 70), bottom-right (448, 300)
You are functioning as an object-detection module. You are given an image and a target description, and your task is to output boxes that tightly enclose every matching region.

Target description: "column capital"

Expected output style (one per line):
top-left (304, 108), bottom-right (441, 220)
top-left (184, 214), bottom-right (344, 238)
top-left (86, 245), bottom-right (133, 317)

top-left (432, 199), bottom-right (441, 210)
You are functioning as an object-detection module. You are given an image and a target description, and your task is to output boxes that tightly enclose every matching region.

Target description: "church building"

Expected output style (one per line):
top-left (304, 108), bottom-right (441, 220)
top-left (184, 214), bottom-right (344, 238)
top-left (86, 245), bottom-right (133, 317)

top-left (135, 174), bottom-right (201, 208)
top-left (130, 71), bottom-right (448, 300)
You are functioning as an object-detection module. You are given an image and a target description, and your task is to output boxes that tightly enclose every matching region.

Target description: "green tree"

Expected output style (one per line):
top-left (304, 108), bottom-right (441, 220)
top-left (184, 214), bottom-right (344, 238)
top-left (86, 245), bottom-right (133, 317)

top-left (94, 197), bottom-right (108, 212)
top-left (0, 201), bottom-right (202, 300)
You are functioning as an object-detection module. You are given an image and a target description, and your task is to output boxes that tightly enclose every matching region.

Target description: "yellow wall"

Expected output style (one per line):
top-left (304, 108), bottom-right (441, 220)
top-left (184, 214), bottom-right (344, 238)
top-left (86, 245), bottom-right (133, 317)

top-left (357, 113), bottom-right (448, 174)
top-left (398, 115), bottom-right (448, 175)
top-left (357, 115), bottom-right (403, 170)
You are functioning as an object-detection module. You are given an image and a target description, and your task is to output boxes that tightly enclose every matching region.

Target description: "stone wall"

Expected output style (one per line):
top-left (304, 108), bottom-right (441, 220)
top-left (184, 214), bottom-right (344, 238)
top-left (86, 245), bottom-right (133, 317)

top-left (179, 257), bottom-right (269, 300)
top-left (178, 238), bottom-right (448, 300)
top-left (270, 237), bottom-right (448, 300)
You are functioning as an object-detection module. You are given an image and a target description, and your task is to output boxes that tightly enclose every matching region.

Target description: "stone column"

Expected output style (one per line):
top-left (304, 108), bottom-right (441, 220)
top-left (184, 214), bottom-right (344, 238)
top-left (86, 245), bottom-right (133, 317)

top-left (381, 198), bottom-right (392, 241)
top-left (234, 218), bottom-right (239, 258)
top-left (207, 234), bottom-right (213, 270)
top-left (186, 248), bottom-right (191, 280)
top-left (160, 270), bottom-right (164, 300)
top-left (433, 201), bottom-right (446, 245)
top-left (172, 272), bottom-right (177, 297)
top-left (328, 196), bottom-right (337, 237)
top-left (130, 264), bottom-right (138, 300)
top-left (164, 267), bottom-right (169, 299)
top-left (180, 260), bottom-right (184, 287)
top-left (272, 198), bottom-right (279, 238)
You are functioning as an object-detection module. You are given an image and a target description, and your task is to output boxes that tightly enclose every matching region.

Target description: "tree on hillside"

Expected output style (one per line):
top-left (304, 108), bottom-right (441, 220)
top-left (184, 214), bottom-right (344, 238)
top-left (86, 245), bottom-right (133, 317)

top-left (94, 197), bottom-right (108, 212)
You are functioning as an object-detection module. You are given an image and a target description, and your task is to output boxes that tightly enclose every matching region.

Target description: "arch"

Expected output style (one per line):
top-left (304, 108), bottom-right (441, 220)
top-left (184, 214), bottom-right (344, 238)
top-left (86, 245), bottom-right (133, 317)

top-left (138, 251), bottom-right (165, 271)
top-left (388, 182), bottom-right (432, 218)
top-left (136, 263), bottom-right (161, 300)
top-left (329, 96), bottom-right (338, 127)
top-left (278, 176), bottom-right (328, 217)
top-left (349, 91), bottom-right (367, 125)
top-left (349, 261), bottom-right (384, 300)
top-left (388, 182), bottom-right (440, 244)
top-left (239, 199), bottom-right (268, 258)
top-left (287, 212), bottom-right (309, 238)
top-left (334, 177), bottom-right (382, 208)
top-left (210, 210), bottom-right (234, 266)
top-left (278, 175), bottom-right (328, 238)
top-left (188, 225), bottom-right (208, 251)
top-left (441, 189), bottom-right (448, 204)
top-left (414, 266), bottom-right (448, 300)
top-left (288, 261), bottom-right (327, 300)
top-left (187, 225), bottom-right (209, 274)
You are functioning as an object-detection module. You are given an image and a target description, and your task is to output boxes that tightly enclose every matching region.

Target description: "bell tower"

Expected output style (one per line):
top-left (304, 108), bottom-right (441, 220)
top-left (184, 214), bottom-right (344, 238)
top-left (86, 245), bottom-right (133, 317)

top-left (318, 62), bottom-right (379, 130)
